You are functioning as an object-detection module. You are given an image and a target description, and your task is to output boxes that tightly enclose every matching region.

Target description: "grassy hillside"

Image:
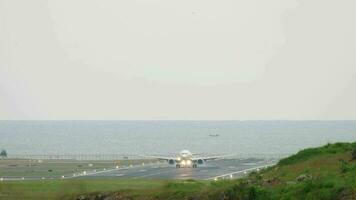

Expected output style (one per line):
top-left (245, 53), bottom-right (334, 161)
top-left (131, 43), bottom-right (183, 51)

top-left (1, 142), bottom-right (355, 200)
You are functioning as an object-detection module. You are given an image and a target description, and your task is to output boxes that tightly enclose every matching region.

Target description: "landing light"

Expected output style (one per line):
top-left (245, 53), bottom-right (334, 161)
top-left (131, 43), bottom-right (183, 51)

top-left (181, 160), bottom-right (186, 165)
top-left (177, 157), bottom-right (181, 161)
top-left (187, 160), bottom-right (192, 165)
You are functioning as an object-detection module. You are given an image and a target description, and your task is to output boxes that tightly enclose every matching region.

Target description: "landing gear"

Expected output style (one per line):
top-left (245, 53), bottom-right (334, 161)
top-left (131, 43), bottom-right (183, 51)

top-left (176, 164), bottom-right (181, 168)
top-left (192, 164), bottom-right (197, 168)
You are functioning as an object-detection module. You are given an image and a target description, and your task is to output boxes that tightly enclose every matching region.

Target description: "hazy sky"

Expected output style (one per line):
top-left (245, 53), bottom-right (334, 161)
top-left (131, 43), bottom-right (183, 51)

top-left (1, 0), bottom-right (356, 120)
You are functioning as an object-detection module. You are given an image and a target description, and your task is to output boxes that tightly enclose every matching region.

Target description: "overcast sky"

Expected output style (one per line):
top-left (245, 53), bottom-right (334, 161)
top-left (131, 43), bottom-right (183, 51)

top-left (0, 0), bottom-right (356, 120)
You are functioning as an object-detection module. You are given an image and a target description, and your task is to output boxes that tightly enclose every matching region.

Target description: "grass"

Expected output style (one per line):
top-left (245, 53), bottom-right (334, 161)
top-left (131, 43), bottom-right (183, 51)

top-left (1, 142), bottom-right (356, 199)
top-left (0, 159), bottom-right (157, 178)
top-left (277, 142), bottom-right (356, 166)
top-left (0, 179), bottom-right (168, 200)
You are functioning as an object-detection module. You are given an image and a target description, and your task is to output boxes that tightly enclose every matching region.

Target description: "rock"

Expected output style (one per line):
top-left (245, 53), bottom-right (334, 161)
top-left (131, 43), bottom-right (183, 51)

top-left (337, 188), bottom-right (356, 200)
top-left (76, 195), bottom-right (89, 200)
top-left (296, 174), bottom-right (312, 182)
top-left (94, 193), bottom-right (104, 200)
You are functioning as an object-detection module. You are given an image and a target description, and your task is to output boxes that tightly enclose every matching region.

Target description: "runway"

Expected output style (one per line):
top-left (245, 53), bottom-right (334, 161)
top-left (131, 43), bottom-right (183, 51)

top-left (80, 158), bottom-right (277, 180)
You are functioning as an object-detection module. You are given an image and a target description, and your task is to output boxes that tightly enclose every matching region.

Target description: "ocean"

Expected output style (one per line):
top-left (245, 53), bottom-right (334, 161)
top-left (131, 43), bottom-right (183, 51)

top-left (0, 121), bottom-right (356, 156)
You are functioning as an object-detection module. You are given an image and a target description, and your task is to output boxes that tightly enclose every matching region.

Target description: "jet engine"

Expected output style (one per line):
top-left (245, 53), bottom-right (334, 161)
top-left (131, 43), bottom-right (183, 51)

top-left (197, 159), bottom-right (204, 165)
top-left (168, 159), bottom-right (175, 165)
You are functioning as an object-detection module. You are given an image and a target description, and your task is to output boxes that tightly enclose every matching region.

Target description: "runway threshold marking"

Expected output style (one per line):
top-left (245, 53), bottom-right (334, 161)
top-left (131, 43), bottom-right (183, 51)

top-left (205, 163), bottom-right (276, 180)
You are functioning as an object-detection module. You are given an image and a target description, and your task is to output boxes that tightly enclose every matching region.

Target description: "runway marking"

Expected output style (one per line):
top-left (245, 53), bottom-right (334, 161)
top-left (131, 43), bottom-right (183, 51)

top-left (205, 163), bottom-right (276, 180)
top-left (0, 161), bottom-right (277, 181)
top-left (115, 174), bottom-right (125, 177)
top-left (180, 174), bottom-right (189, 177)
top-left (133, 168), bottom-right (174, 178)
top-left (71, 165), bottom-right (170, 179)
top-left (0, 177), bottom-right (42, 181)
top-left (64, 167), bottom-right (130, 179)
top-left (242, 163), bottom-right (258, 166)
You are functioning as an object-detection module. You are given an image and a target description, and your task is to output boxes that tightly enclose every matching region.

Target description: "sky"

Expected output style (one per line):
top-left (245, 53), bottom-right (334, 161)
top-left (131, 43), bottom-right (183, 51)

top-left (0, 0), bottom-right (356, 120)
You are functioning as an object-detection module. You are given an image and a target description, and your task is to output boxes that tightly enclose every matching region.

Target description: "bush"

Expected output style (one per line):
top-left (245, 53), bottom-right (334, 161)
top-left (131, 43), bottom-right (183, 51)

top-left (339, 159), bottom-right (351, 173)
top-left (0, 149), bottom-right (7, 158)
top-left (278, 142), bottom-right (354, 166)
top-left (211, 183), bottom-right (272, 200)
top-left (352, 149), bottom-right (356, 160)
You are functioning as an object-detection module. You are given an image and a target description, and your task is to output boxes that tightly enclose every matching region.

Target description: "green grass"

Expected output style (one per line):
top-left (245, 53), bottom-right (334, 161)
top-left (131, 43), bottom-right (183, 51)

top-left (0, 179), bottom-right (168, 200)
top-left (0, 159), bottom-right (156, 178)
top-left (278, 142), bottom-right (356, 166)
top-left (1, 142), bottom-right (356, 200)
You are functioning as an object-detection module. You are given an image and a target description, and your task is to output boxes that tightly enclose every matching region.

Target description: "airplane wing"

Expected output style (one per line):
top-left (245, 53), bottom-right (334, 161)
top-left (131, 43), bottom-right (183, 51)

top-left (139, 155), bottom-right (176, 161)
top-left (192, 154), bottom-right (235, 161)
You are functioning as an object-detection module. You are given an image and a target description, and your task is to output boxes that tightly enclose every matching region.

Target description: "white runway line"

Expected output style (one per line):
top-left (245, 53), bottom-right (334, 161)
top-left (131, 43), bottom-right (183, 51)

top-left (115, 174), bottom-right (125, 177)
top-left (66, 163), bottom-right (163, 179)
top-left (133, 168), bottom-right (173, 178)
top-left (205, 163), bottom-right (276, 180)
top-left (134, 172), bottom-right (164, 178)
top-left (70, 163), bottom-right (165, 179)
top-left (64, 167), bottom-right (130, 179)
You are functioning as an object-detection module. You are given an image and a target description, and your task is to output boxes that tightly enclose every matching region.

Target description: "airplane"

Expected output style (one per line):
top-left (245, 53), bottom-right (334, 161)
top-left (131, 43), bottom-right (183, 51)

top-left (142, 150), bottom-right (229, 168)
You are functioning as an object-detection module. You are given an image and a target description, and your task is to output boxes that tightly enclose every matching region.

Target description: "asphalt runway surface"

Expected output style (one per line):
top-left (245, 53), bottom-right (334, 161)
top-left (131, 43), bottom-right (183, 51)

top-left (81, 158), bottom-right (277, 180)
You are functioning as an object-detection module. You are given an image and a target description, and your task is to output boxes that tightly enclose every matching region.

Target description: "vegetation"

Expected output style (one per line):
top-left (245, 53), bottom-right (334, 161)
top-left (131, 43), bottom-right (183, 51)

top-left (0, 159), bottom-right (156, 178)
top-left (277, 142), bottom-right (356, 166)
top-left (0, 179), bottom-right (168, 200)
top-left (0, 142), bottom-right (355, 200)
top-left (0, 149), bottom-right (7, 159)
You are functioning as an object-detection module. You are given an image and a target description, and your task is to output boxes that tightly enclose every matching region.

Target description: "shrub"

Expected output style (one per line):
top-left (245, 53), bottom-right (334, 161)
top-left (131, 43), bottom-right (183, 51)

top-left (339, 159), bottom-right (351, 173)
top-left (352, 149), bottom-right (356, 160)
top-left (278, 142), bottom-right (353, 166)
top-left (0, 149), bottom-right (7, 159)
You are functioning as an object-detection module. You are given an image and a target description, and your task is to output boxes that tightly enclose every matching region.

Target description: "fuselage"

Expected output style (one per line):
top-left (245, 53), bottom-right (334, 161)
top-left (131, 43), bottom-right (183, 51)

top-left (179, 150), bottom-right (193, 159)
top-left (175, 150), bottom-right (195, 168)
top-left (163, 149), bottom-right (219, 168)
